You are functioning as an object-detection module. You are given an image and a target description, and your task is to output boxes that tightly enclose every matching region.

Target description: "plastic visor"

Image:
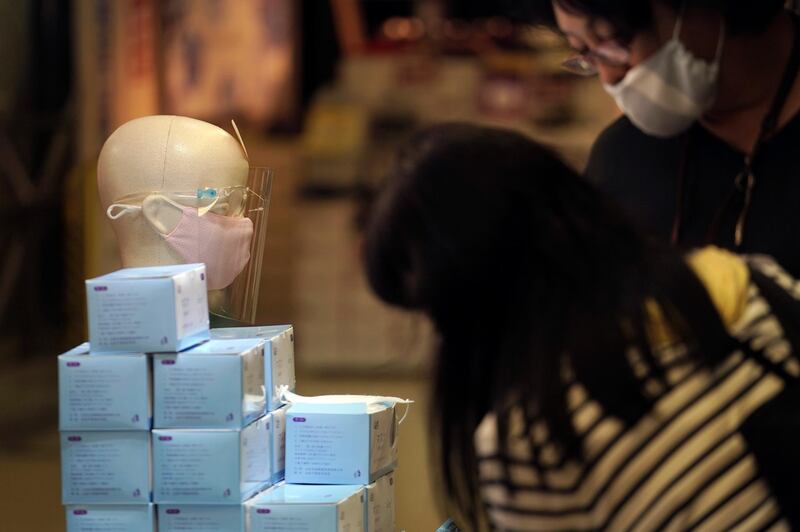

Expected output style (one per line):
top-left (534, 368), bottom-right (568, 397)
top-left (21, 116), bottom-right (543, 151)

top-left (209, 165), bottom-right (273, 324)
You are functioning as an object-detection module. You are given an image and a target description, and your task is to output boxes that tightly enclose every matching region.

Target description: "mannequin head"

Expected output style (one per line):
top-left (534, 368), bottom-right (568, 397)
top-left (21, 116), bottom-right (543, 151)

top-left (97, 115), bottom-right (249, 269)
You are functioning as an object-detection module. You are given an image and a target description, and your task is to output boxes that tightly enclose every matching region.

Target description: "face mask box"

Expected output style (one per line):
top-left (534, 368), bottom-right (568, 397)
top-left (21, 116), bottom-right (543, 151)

top-left (158, 504), bottom-right (245, 532)
top-left (85, 263), bottom-right (210, 354)
top-left (210, 325), bottom-right (295, 412)
top-left (286, 402), bottom-right (398, 485)
top-left (365, 472), bottom-right (395, 532)
top-left (58, 343), bottom-right (150, 431)
top-left (247, 483), bottom-right (365, 532)
top-left (153, 338), bottom-right (266, 429)
top-left (65, 504), bottom-right (155, 532)
top-left (268, 406), bottom-right (287, 483)
top-left (60, 431), bottom-right (151, 504)
top-left (153, 415), bottom-right (272, 504)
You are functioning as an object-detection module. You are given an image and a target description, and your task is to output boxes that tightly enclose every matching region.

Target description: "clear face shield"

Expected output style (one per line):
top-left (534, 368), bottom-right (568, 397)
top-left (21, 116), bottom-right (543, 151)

top-left (107, 166), bottom-right (273, 325)
top-left (206, 166), bottom-right (272, 324)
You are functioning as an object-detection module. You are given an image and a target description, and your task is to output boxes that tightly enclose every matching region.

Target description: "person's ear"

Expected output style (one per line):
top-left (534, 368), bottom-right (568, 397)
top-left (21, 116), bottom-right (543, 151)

top-left (141, 194), bottom-right (183, 235)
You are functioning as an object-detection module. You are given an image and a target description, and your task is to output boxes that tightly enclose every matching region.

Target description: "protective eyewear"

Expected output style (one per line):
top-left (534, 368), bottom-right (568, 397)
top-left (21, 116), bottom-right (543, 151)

top-left (561, 42), bottom-right (631, 76)
top-left (112, 185), bottom-right (264, 217)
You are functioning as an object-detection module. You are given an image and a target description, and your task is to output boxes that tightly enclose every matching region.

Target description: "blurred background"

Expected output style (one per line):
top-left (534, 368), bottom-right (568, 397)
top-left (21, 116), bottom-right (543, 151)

top-left (0, 0), bottom-right (618, 530)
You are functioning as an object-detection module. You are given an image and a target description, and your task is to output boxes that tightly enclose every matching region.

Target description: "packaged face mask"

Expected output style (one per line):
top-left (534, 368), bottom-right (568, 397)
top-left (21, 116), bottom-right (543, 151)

top-left (153, 415), bottom-right (272, 504)
top-left (154, 338), bottom-right (266, 429)
top-left (85, 264), bottom-right (210, 353)
top-left (59, 343), bottom-right (151, 431)
top-left (283, 392), bottom-right (412, 485)
top-left (65, 504), bottom-right (155, 532)
top-left (210, 325), bottom-right (295, 412)
top-left (365, 472), bottom-right (395, 532)
top-left (60, 431), bottom-right (151, 504)
top-left (158, 504), bottom-right (245, 532)
top-left (247, 483), bottom-right (365, 531)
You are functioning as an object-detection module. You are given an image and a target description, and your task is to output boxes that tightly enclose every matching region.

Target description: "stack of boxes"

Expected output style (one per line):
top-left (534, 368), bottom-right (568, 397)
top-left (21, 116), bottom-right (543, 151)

top-left (245, 393), bottom-right (399, 531)
top-left (152, 326), bottom-right (295, 531)
top-left (60, 263), bottom-right (212, 531)
top-left (59, 263), bottom-right (402, 531)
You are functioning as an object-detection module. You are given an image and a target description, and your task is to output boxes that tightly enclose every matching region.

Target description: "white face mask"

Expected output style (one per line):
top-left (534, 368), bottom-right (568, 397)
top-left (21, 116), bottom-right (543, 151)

top-left (280, 388), bottom-right (414, 424)
top-left (603, 10), bottom-right (725, 137)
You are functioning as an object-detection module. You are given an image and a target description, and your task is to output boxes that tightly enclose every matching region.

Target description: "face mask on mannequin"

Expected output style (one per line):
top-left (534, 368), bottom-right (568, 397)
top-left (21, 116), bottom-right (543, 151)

top-left (107, 194), bottom-right (253, 291)
top-left (603, 6), bottom-right (726, 137)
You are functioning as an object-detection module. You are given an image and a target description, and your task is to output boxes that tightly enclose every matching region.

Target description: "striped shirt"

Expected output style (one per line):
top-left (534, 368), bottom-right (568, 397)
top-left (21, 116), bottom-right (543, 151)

top-left (475, 250), bottom-right (799, 531)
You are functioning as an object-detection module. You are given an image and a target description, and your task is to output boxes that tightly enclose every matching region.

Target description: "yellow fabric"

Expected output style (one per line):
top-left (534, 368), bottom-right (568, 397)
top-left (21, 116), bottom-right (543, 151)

top-left (646, 246), bottom-right (750, 347)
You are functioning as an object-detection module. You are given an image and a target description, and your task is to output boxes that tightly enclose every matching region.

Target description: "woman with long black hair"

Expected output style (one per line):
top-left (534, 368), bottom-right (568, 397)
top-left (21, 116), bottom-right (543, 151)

top-left (363, 123), bottom-right (800, 530)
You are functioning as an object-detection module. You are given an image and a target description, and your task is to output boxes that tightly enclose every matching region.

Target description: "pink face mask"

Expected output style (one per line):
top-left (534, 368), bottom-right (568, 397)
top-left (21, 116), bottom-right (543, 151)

top-left (107, 196), bottom-right (254, 291)
top-left (164, 206), bottom-right (253, 290)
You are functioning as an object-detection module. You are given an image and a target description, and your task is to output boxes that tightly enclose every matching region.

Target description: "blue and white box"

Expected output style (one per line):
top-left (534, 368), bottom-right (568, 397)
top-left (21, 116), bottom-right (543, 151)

top-left (365, 472), bottom-right (395, 532)
top-left (86, 264), bottom-right (210, 353)
top-left (65, 504), bottom-right (155, 532)
top-left (247, 483), bottom-right (365, 532)
top-left (60, 431), bottom-right (151, 504)
top-left (210, 325), bottom-right (295, 411)
top-left (268, 406), bottom-right (287, 483)
top-left (437, 519), bottom-right (462, 531)
top-left (154, 338), bottom-right (266, 429)
top-left (153, 415), bottom-right (272, 504)
top-left (158, 504), bottom-right (245, 532)
top-left (58, 343), bottom-right (150, 431)
top-left (286, 402), bottom-right (398, 485)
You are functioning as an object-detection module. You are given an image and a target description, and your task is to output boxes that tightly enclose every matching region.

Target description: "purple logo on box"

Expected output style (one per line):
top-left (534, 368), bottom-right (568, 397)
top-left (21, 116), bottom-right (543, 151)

top-left (166, 509), bottom-right (180, 515)
top-left (93, 286), bottom-right (108, 291)
top-left (161, 359), bottom-right (176, 365)
top-left (73, 510), bottom-right (87, 515)
top-left (159, 436), bottom-right (172, 441)
top-left (292, 417), bottom-right (306, 422)
top-left (257, 508), bottom-right (271, 514)
top-left (68, 436), bottom-right (82, 442)
top-left (201, 273), bottom-right (205, 281)
top-left (66, 362), bottom-right (80, 367)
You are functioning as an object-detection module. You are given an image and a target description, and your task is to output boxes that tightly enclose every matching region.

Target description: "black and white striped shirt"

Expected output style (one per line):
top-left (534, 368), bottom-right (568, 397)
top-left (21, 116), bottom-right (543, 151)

top-left (475, 251), bottom-right (800, 531)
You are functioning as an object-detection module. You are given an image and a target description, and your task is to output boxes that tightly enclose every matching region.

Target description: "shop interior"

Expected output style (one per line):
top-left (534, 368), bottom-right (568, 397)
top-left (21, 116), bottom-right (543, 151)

top-left (0, 1), bottom-right (618, 530)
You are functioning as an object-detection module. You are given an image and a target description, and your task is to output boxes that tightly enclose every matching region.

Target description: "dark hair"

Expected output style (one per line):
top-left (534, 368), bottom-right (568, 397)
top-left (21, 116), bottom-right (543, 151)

top-left (510, 0), bottom-right (786, 40)
top-left (363, 123), bottom-right (737, 526)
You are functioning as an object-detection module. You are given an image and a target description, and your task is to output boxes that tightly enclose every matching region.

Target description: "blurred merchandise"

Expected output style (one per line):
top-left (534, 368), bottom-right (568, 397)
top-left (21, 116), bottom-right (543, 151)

top-left (291, 197), bottom-right (434, 373)
top-left (437, 519), bottom-right (462, 531)
top-left (301, 89), bottom-right (370, 193)
top-left (160, 0), bottom-right (299, 129)
top-left (73, 0), bottom-right (159, 162)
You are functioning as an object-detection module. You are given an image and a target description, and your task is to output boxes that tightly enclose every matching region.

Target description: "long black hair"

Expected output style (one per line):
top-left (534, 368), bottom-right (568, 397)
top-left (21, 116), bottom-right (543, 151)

top-left (363, 123), bottom-right (737, 527)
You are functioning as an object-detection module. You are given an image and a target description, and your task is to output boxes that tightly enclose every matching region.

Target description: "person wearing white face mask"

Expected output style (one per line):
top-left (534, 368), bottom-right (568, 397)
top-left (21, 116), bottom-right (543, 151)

top-left (518, 1), bottom-right (800, 274)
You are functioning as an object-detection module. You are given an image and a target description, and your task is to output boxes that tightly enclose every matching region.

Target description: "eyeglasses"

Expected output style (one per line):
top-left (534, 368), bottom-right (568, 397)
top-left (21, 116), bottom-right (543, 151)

top-left (114, 186), bottom-right (264, 217)
top-left (561, 42), bottom-right (631, 76)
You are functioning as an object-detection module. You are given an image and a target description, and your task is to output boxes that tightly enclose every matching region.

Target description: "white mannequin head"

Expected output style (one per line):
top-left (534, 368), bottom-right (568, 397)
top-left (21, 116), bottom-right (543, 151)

top-left (97, 115), bottom-right (249, 268)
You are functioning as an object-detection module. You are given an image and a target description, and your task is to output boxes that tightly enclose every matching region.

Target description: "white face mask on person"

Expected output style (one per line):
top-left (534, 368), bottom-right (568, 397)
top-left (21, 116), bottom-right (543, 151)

top-left (603, 9), bottom-right (725, 137)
